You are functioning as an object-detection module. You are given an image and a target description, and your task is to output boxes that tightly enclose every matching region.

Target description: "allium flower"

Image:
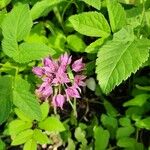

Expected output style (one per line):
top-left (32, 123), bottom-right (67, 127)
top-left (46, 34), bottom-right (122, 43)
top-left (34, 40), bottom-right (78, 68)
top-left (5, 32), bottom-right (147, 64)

top-left (52, 94), bottom-right (65, 109)
top-left (72, 58), bottom-right (85, 72)
top-left (32, 53), bottom-right (86, 110)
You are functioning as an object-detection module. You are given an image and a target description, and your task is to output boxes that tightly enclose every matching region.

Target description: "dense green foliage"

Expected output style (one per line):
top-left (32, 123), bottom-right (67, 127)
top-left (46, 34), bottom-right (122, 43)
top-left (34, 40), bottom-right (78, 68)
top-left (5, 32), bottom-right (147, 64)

top-left (0, 0), bottom-right (150, 149)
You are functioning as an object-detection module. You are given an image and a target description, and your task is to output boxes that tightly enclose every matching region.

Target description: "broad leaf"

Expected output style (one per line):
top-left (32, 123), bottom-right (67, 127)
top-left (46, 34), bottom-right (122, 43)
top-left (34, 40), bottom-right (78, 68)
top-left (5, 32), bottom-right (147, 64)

top-left (107, 0), bottom-right (126, 32)
top-left (33, 129), bottom-right (50, 144)
top-left (135, 117), bottom-right (150, 130)
top-left (8, 119), bottom-right (32, 136)
top-left (96, 28), bottom-right (150, 94)
top-left (31, 0), bottom-right (64, 20)
top-left (39, 116), bottom-right (65, 132)
top-left (23, 139), bottom-right (37, 150)
top-left (0, 0), bottom-right (11, 9)
top-left (69, 12), bottom-right (110, 37)
top-left (94, 126), bottom-right (110, 150)
top-left (11, 129), bottom-right (33, 145)
top-left (0, 140), bottom-right (6, 150)
top-left (119, 117), bottom-right (131, 127)
top-left (13, 77), bottom-right (42, 121)
top-left (82, 0), bottom-right (101, 10)
top-left (0, 76), bottom-right (12, 124)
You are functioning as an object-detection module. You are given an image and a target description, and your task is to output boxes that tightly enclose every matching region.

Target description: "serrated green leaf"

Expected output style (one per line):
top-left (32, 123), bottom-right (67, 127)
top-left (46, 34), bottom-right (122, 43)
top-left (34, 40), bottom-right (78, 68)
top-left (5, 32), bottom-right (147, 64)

top-left (116, 127), bottom-right (135, 139)
top-left (13, 78), bottom-right (42, 121)
top-left (107, 0), bottom-right (126, 32)
top-left (85, 38), bottom-right (105, 53)
top-left (82, 0), bottom-right (101, 10)
top-left (31, 0), bottom-right (65, 20)
top-left (40, 102), bottom-right (49, 121)
top-left (0, 76), bottom-right (12, 124)
top-left (33, 129), bottom-right (50, 144)
top-left (8, 119), bottom-right (32, 136)
top-left (123, 94), bottom-right (150, 107)
top-left (96, 27), bottom-right (150, 94)
top-left (15, 108), bottom-right (32, 122)
top-left (94, 126), bottom-right (110, 150)
top-left (23, 139), bottom-right (37, 150)
top-left (11, 129), bottom-right (33, 146)
top-left (69, 12), bottom-right (110, 37)
top-left (39, 116), bottom-right (65, 132)
top-left (67, 34), bottom-right (86, 52)
top-left (17, 42), bottom-right (55, 63)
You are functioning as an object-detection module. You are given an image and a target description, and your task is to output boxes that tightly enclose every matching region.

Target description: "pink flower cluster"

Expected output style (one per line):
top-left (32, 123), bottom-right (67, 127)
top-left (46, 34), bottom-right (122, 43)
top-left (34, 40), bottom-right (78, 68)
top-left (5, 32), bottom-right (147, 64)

top-left (32, 53), bottom-right (86, 109)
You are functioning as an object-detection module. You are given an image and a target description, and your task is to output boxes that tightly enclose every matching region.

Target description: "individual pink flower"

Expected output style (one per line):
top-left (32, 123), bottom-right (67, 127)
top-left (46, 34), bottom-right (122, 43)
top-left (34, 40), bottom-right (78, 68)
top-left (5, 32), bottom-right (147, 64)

top-left (36, 82), bottom-right (53, 99)
top-left (65, 86), bottom-right (80, 99)
top-left (74, 75), bottom-right (86, 92)
top-left (32, 67), bottom-right (44, 77)
top-left (52, 67), bottom-right (70, 84)
top-left (52, 94), bottom-right (65, 109)
top-left (59, 53), bottom-right (72, 70)
top-left (72, 58), bottom-right (85, 72)
top-left (43, 57), bottom-right (58, 73)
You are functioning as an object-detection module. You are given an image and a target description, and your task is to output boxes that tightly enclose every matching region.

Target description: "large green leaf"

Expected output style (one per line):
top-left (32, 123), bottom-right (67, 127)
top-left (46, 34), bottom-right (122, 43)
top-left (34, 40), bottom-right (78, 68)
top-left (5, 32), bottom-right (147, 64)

top-left (69, 12), bottom-right (110, 37)
top-left (2, 4), bottom-right (54, 63)
top-left (96, 27), bottom-right (150, 94)
top-left (0, 76), bottom-right (12, 124)
top-left (13, 77), bottom-right (42, 121)
top-left (82, 0), bottom-right (101, 10)
top-left (107, 0), bottom-right (126, 32)
top-left (31, 0), bottom-right (64, 20)
top-left (0, 0), bottom-right (11, 9)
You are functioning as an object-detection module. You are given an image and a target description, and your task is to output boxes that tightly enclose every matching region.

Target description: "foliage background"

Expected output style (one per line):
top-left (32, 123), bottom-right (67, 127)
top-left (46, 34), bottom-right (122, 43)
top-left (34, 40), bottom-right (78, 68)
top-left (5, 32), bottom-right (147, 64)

top-left (0, 0), bottom-right (150, 149)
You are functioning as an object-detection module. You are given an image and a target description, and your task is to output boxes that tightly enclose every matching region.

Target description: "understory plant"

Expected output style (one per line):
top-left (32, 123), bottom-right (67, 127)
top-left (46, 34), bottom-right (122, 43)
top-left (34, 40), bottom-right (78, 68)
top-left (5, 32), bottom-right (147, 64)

top-left (0, 0), bottom-right (150, 150)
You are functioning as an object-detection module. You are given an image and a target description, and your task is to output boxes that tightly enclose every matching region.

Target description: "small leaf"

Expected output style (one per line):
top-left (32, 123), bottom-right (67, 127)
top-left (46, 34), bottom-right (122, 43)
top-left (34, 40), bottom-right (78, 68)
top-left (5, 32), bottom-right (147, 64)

top-left (96, 27), bottom-right (150, 94)
top-left (94, 126), bottom-right (110, 150)
top-left (23, 139), bottom-right (37, 150)
top-left (117, 137), bottom-right (136, 148)
top-left (0, 76), bottom-right (12, 124)
top-left (103, 100), bottom-right (118, 117)
top-left (75, 127), bottom-right (87, 149)
top-left (11, 129), bottom-right (33, 145)
top-left (39, 116), bottom-right (65, 132)
top-left (31, 0), bottom-right (65, 20)
top-left (40, 102), bottom-right (49, 121)
top-left (123, 94), bottom-right (150, 107)
top-left (116, 127), bottom-right (135, 139)
top-left (13, 78), bottom-right (42, 121)
top-left (67, 34), bottom-right (86, 52)
top-left (69, 12), bottom-right (110, 37)
top-left (82, 0), bottom-right (101, 10)
top-left (135, 117), bottom-right (150, 130)
top-left (33, 129), bottom-right (50, 144)
top-left (85, 38), bottom-right (105, 53)
top-left (119, 117), bottom-right (131, 127)
top-left (86, 77), bottom-right (96, 91)
top-left (66, 138), bottom-right (75, 150)
top-left (9, 120), bottom-right (32, 136)
top-left (107, 0), bottom-right (126, 32)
